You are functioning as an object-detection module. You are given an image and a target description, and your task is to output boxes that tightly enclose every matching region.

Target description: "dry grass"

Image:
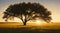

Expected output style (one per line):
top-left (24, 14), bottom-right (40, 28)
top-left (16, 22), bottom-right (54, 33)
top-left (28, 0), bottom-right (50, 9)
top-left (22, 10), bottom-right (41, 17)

top-left (0, 22), bottom-right (60, 29)
top-left (0, 22), bottom-right (60, 33)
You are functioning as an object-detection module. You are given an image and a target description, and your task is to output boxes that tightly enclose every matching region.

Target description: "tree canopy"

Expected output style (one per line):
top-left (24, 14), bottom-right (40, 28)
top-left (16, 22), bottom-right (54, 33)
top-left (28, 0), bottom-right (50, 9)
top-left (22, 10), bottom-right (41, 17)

top-left (2, 2), bottom-right (52, 25)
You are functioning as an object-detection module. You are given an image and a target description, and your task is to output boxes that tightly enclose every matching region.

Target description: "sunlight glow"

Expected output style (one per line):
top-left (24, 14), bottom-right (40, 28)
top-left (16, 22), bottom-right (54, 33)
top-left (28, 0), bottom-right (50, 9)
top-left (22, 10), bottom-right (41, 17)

top-left (35, 19), bottom-right (46, 25)
top-left (36, 20), bottom-right (42, 24)
top-left (8, 17), bottom-right (22, 22)
top-left (7, 17), bottom-right (46, 26)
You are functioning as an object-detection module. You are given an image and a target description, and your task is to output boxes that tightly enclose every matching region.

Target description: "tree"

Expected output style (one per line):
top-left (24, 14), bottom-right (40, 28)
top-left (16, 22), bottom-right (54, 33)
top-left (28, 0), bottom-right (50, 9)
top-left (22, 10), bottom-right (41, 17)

top-left (2, 2), bottom-right (52, 25)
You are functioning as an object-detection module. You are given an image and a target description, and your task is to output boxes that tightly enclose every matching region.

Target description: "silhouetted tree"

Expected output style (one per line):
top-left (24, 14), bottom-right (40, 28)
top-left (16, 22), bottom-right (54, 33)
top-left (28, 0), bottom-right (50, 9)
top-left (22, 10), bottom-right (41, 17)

top-left (2, 2), bottom-right (52, 25)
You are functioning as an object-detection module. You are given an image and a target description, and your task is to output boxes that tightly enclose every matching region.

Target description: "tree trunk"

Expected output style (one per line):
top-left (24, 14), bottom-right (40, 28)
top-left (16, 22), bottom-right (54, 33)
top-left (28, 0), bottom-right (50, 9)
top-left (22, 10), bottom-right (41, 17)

top-left (23, 16), bottom-right (27, 25)
top-left (23, 22), bottom-right (26, 25)
top-left (23, 20), bottom-right (27, 25)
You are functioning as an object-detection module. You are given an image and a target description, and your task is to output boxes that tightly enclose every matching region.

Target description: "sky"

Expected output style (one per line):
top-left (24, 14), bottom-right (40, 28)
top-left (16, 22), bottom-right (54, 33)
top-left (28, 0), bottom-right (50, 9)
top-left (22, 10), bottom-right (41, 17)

top-left (0, 0), bottom-right (60, 22)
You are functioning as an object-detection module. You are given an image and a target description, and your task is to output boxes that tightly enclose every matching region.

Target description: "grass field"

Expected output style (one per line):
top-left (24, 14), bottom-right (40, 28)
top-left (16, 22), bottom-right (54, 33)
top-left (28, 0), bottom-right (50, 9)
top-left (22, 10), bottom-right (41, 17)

top-left (0, 22), bottom-right (60, 33)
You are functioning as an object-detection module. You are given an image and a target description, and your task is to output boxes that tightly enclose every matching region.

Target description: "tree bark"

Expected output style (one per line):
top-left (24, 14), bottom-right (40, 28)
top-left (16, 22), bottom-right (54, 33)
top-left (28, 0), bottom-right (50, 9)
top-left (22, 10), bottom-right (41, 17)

top-left (23, 22), bottom-right (26, 25)
top-left (23, 20), bottom-right (27, 25)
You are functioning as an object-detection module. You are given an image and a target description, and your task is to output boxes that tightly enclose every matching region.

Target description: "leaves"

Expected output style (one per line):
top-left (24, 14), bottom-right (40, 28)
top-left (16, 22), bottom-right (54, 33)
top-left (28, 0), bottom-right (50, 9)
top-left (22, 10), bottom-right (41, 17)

top-left (3, 2), bottom-right (52, 23)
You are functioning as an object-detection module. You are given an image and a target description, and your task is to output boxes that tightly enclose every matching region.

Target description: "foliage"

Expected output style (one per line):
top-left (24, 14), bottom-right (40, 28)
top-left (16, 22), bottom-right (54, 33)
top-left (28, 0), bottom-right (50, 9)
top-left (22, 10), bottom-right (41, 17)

top-left (2, 2), bottom-right (52, 25)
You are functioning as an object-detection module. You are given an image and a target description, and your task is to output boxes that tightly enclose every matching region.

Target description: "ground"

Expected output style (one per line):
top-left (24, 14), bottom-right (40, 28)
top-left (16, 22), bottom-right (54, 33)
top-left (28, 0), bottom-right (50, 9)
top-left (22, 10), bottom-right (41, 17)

top-left (0, 22), bottom-right (60, 33)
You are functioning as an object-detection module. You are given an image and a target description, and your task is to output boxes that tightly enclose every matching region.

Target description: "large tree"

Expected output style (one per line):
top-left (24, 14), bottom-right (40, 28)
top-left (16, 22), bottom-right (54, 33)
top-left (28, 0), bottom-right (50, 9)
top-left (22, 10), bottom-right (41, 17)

top-left (2, 2), bottom-right (52, 25)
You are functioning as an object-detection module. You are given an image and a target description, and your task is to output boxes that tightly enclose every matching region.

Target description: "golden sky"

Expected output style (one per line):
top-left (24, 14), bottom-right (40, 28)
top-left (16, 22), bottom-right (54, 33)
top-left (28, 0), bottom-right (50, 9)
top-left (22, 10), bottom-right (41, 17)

top-left (0, 0), bottom-right (60, 22)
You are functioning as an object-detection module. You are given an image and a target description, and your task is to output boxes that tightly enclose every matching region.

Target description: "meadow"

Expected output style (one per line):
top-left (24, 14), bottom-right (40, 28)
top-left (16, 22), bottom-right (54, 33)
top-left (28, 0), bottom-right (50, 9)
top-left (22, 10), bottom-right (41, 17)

top-left (0, 22), bottom-right (60, 33)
